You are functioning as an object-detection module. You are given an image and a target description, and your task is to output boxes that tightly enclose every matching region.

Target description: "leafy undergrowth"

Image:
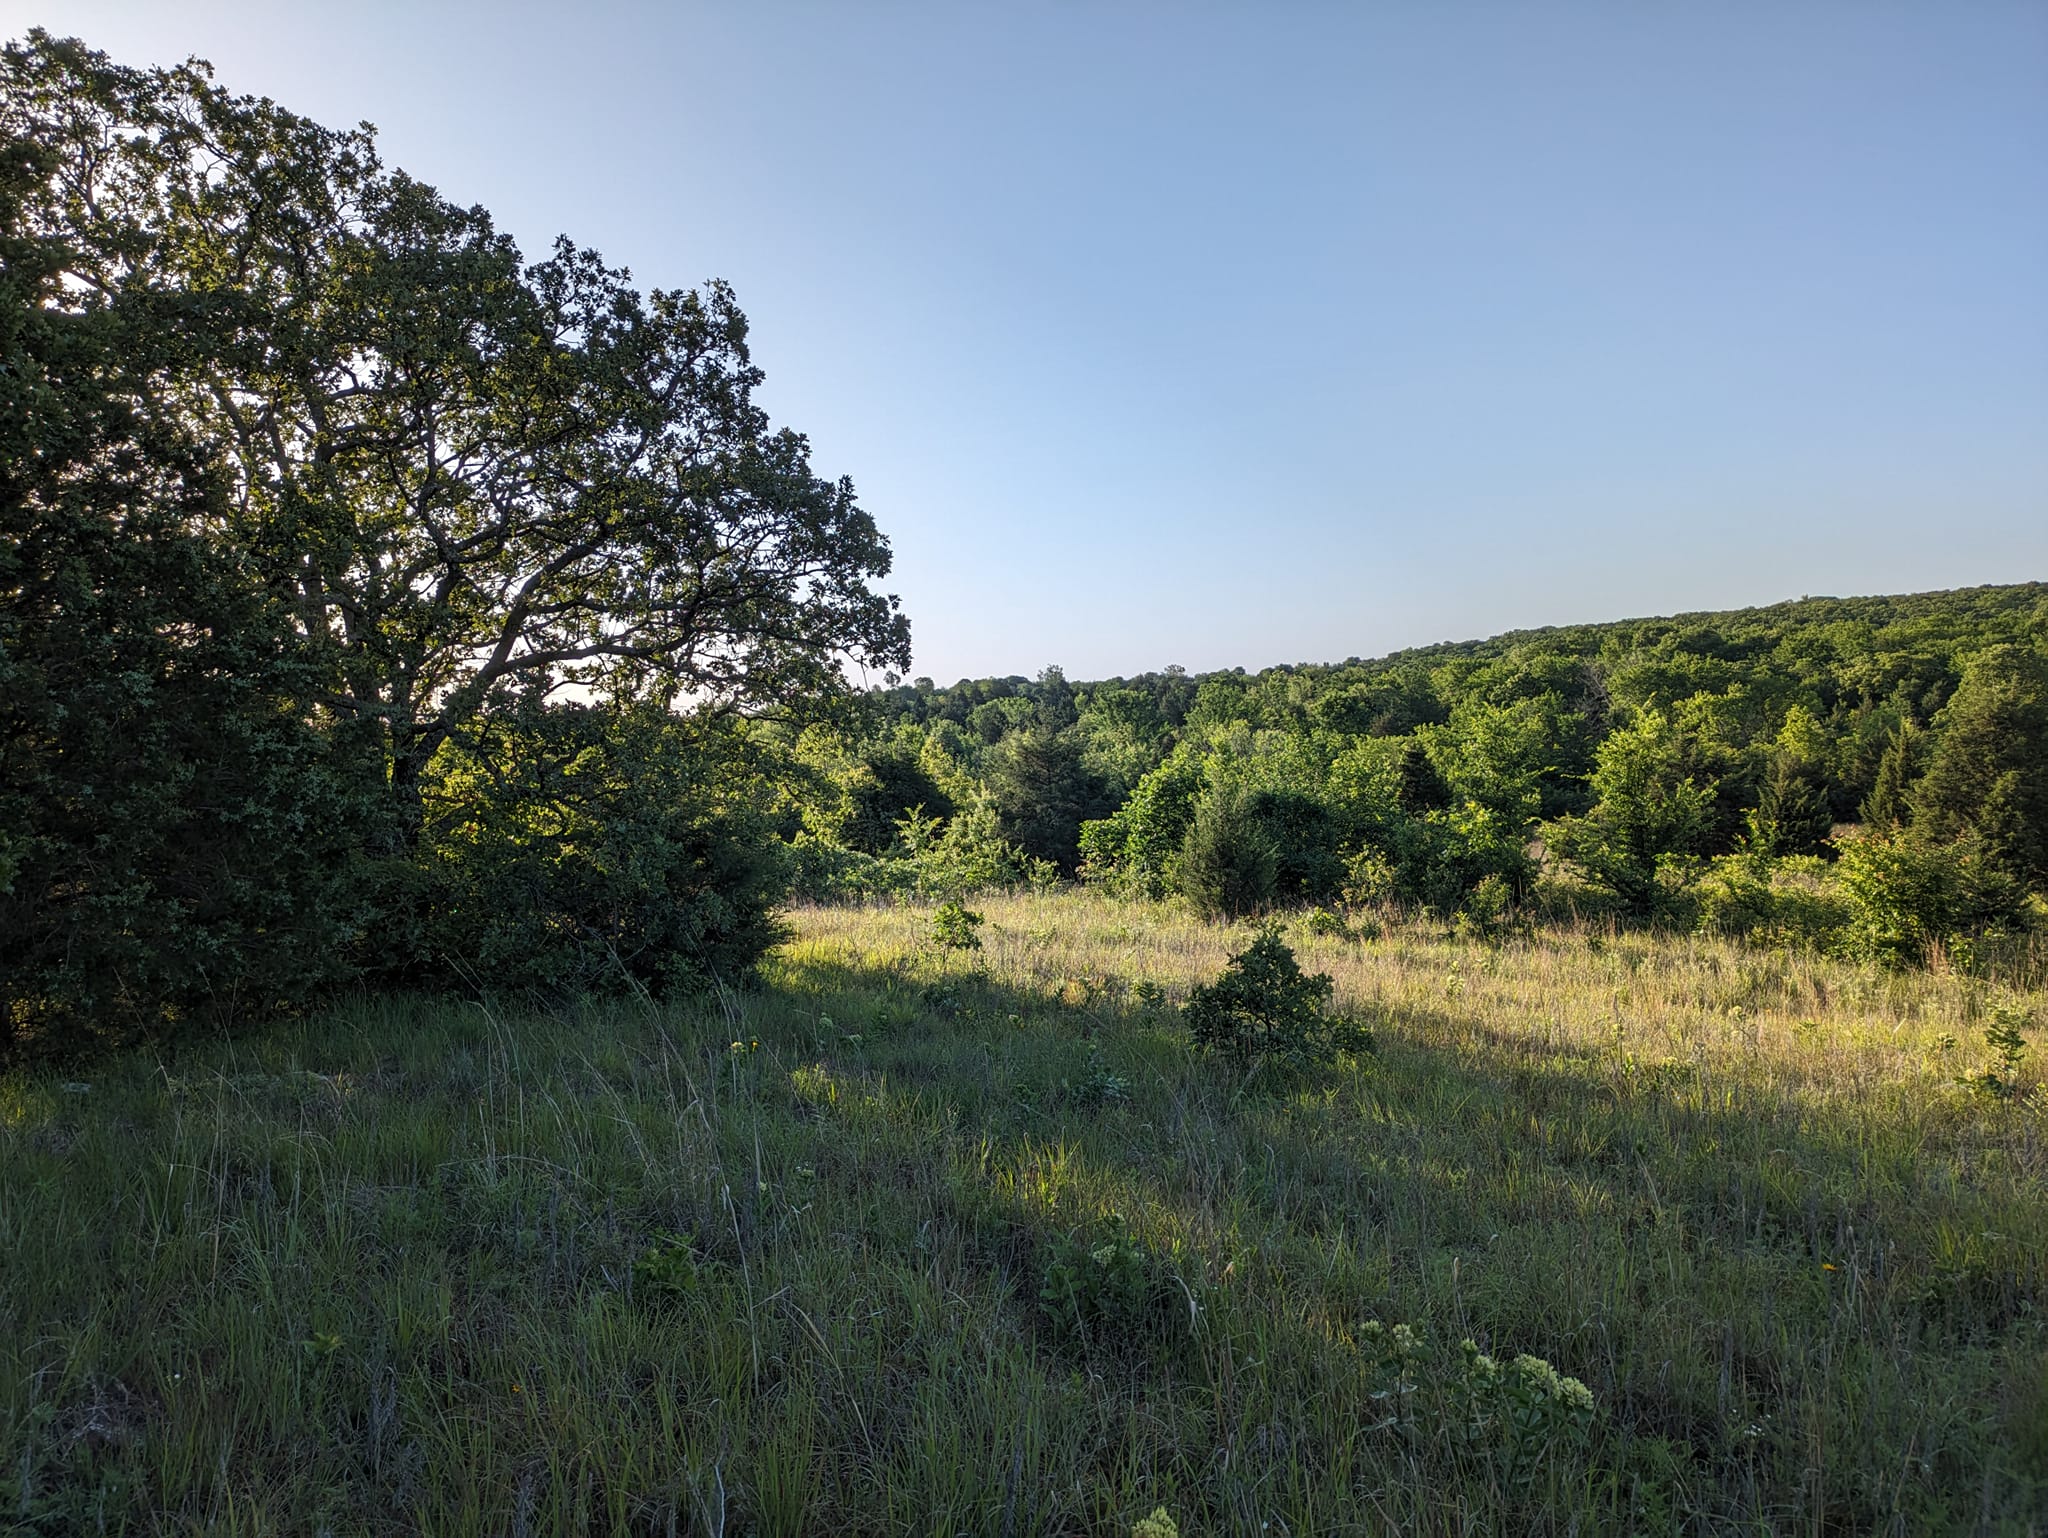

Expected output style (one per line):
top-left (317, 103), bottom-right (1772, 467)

top-left (2, 893), bottom-right (2044, 1534)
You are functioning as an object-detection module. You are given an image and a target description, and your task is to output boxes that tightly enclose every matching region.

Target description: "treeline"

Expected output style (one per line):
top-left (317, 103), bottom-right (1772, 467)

top-left (783, 586), bottom-right (2048, 964)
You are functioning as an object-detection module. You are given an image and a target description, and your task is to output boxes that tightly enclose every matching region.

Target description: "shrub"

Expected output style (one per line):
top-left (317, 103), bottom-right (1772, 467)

top-left (1834, 830), bottom-right (2026, 968)
top-left (633, 1232), bottom-right (708, 1306)
top-left (1694, 854), bottom-right (1852, 951)
top-left (930, 900), bottom-right (985, 952)
top-left (1244, 786), bottom-right (1346, 904)
top-left (785, 832), bottom-right (916, 903)
top-left (410, 704), bottom-right (787, 997)
top-left (911, 793), bottom-right (1059, 896)
top-left (1077, 747), bottom-right (1206, 899)
top-left (1455, 872), bottom-right (1517, 940)
top-left (1183, 927), bottom-right (1369, 1071)
top-left (1300, 906), bottom-right (1353, 939)
top-left (1551, 709), bottom-right (1718, 915)
top-left (1963, 1003), bottom-right (2032, 1100)
top-left (1340, 847), bottom-right (1398, 909)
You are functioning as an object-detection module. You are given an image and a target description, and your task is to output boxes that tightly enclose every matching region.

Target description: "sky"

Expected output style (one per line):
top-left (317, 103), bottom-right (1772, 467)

top-left (13, 2), bottom-right (2048, 685)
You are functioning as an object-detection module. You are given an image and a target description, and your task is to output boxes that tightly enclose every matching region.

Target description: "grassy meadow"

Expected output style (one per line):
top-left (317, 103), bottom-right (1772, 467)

top-left (3, 892), bottom-right (2045, 1534)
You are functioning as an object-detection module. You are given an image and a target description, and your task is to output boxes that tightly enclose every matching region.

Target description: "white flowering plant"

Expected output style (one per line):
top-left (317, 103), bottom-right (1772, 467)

top-left (1450, 1338), bottom-right (1600, 1488)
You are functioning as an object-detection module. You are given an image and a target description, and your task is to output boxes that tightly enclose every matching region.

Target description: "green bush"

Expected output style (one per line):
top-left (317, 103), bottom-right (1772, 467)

top-left (632, 1231), bottom-right (709, 1307)
top-left (410, 704), bottom-right (787, 997)
top-left (910, 793), bottom-right (1059, 896)
top-left (1550, 709), bottom-right (1718, 915)
top-left (1340, 847), bottom-right (1399, 909)
top-left (1077, 746), bottom-right (1206, 898)
top-left (1455, 872), bottom-right (1518, 940)
top-left (1693, 854), bottom-right (1852, 951)
top-left (784, 832), bottom-right (917, 904)
top-left (1834, 830), bottom-right (2027, 968)
top-left (929, 900), bottom-right (984, 952)
top-left (1244, 787), bottom-right (1346, 904)
top-left (1299, 906), bottom-right (1353, 939)
top-left (1183, 927), bottom-right (1368, 1071)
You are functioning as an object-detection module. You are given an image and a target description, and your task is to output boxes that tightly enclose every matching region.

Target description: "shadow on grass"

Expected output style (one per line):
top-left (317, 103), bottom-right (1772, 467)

top-left (2, 941), bottom-right (2043, 1535)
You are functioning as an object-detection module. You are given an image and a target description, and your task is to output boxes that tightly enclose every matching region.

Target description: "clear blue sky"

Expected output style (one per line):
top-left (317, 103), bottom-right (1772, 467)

top-left (16, 2), bottom-right (2048, 684)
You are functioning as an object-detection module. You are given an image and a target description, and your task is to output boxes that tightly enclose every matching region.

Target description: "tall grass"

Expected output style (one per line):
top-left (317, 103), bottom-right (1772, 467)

top-left (3, 892), bottom-right (2043, 1533)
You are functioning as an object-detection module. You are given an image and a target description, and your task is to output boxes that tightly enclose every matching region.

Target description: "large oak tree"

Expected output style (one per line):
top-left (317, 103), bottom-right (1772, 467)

top-left (3, 32), bottom-right (910, 838)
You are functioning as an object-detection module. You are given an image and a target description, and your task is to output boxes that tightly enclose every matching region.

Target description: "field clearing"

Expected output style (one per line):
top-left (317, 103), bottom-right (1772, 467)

top-left (3, 892), bottom-right (2044, 1534)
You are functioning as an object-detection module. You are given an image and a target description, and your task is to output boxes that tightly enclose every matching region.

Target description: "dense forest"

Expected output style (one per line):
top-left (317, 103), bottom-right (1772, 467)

top-left (780, 583), bottom-right (2048, 959)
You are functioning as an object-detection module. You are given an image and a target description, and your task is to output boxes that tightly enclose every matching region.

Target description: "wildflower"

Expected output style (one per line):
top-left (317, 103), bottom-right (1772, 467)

top-left (1512, 1354), bottom-right (1564, 1396)
top-left (1554, 1375), bottom-right (1596, 1414)
top-left (1460, 1338), bottom-right (1500, 1380)
top-left (1822, 1262), bottom-right (1838, 1272)
top-left (1132, 1508), bottom-right (1179, 1538)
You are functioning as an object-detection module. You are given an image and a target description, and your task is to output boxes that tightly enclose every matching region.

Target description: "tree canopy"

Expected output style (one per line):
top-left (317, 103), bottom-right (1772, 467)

top-left (3, 31), bottom-right (909, 832)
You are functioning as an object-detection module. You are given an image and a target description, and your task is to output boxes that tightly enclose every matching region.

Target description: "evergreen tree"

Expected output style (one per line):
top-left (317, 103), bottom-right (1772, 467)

top-left (1913, 647), bottom-right (2048, 888)
top-left (1860, 723), bottom-right (1919, 829)
top-left (1179, 786), bottom-right (1279, 921)
top-left (988, 727), bottom-right (1114, 873)
top-left (1749, 750), bottom-right (1833, 856)
top-left (1395, 739), bottom-right (1454, 814)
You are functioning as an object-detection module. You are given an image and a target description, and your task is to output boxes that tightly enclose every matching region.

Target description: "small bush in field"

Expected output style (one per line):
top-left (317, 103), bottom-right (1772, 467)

top-left (1341, 847), bottom-right (1398, 909)
top-left (1062, 1043), bottom-right (1132, 1107)
top-left (1184, 926), bottom-right (1369, 1071)
top-left (1131, 1508), bottom-right (1180, 1538)
top-left (929, 900), bottom-right (985, 952)
top-left (1455, 872), bottom-right (1516, 940)
top-left (633, 1232), bottom-right (706, 1305)
top-left (1038, 1214), bottom-right (1185, 1354)
top-left (1300, 906), bottom-right (1352, 939)
top-left (1963, 1003), bottom-right (2031, 1100)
